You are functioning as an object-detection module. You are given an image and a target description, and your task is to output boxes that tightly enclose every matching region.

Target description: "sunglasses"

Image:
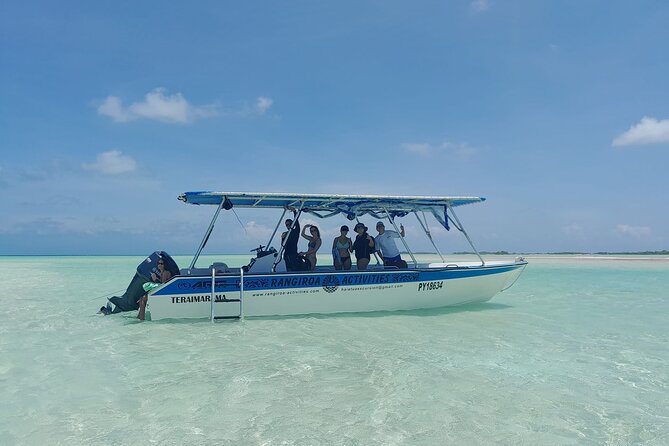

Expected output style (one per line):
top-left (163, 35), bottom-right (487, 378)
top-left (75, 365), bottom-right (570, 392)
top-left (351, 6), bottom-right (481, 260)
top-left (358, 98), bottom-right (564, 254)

top-left (158, 262), bottom-right (164, 265)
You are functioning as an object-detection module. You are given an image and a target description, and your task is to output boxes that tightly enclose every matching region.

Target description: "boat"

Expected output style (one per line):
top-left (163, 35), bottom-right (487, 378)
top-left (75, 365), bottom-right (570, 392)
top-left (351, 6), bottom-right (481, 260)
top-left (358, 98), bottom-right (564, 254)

top-left (108, 191), bottom-right (527, 320)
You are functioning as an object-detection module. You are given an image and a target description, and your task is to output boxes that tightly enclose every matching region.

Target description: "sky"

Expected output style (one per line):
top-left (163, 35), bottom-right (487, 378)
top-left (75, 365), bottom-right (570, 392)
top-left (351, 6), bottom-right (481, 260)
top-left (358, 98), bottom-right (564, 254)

top-left (1, 0), bottom-right (668, 256)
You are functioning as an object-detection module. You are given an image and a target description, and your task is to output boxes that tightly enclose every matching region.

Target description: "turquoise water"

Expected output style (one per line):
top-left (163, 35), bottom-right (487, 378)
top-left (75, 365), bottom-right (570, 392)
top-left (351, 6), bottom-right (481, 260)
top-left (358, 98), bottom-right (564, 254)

top-left (0, 255), bottom-right (667, 445)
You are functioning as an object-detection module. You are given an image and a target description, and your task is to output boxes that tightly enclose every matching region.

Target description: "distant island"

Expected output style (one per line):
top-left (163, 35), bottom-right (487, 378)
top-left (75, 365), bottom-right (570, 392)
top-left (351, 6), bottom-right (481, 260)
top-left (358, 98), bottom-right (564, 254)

top-left (449, 250), bottom-right (669, 255)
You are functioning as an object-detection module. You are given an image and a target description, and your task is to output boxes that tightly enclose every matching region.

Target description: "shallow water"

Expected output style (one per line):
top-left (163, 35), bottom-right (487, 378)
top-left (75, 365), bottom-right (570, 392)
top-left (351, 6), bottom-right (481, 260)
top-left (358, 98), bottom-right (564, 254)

top-left (0, 255), bottom-right (667, 445)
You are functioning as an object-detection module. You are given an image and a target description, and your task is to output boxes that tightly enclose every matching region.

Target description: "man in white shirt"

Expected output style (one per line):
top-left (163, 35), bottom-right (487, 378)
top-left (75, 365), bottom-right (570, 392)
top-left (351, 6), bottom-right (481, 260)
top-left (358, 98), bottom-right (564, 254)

top-left (374, 221), bottom-right (407, 268)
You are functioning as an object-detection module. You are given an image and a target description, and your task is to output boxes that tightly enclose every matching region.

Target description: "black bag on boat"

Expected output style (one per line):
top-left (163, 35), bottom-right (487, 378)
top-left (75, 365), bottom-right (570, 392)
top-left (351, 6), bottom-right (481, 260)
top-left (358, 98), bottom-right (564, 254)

top-left (284, 253), bottom-right (311, 272)
top-left (108, 251), bottom-right (179, 313)
top-left (384, 258), bottom-right (408, 269)
top-left (295, 255), bottom-right (311, 271)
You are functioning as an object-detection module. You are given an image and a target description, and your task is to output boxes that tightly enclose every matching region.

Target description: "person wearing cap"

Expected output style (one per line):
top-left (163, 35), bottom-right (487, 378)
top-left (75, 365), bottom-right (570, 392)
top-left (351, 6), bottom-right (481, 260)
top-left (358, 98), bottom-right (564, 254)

top-left (375, 221), bottom-right (406, 268)
top-left (352, 223), bottom-right (375, 270)
top-left (332, 225), bottom-right (353, 270)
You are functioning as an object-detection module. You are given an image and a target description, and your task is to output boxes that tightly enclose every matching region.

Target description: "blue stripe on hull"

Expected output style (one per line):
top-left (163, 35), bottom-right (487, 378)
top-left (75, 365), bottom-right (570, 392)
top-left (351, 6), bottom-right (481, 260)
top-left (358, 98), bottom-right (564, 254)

top-left (152, 264), bottom-right (524, 296)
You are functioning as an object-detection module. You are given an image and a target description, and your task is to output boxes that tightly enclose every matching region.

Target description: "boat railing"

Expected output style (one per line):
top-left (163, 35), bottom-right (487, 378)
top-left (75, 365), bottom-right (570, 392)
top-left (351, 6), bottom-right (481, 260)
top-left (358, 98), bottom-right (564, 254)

top-left (446, 203), bottom-right (485, 267)
top-left (183, 262), bottom-right (428, 276)
top-left (210, 267), bottom-right (244, 321)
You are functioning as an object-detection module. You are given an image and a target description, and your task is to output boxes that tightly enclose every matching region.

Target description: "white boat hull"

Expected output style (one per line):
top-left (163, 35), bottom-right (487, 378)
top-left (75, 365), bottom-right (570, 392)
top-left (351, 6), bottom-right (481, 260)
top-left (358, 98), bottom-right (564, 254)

top-left (145, 261), bottom-right (526, 320)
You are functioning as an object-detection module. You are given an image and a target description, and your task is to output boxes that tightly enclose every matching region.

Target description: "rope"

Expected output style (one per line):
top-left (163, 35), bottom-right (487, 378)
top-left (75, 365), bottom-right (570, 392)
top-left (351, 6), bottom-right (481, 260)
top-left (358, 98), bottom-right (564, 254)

top-left (89, 288), bottom-right (125, 301)
top-left (231, 207), bottom-right (247, 234)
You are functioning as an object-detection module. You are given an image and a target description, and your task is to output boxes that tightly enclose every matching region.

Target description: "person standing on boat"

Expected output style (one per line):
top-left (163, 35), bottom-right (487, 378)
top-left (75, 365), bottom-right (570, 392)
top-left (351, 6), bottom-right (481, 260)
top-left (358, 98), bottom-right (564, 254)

top-left (281, 206), bottom-right (301, 271)
top-left (137, 256), bottom-right (173, 321)
top-left (375, 221), bottom-right (407, 268)
top-left (299, 224), bottom-right (321, 270)
top-left (332, 225), bottom-right (353, 270)
top-left (352, 223), bottom-right (375, 270)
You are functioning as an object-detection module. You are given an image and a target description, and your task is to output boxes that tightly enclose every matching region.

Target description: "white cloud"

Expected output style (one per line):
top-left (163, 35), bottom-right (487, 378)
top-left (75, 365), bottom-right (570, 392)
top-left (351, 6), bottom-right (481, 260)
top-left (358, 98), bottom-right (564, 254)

top-left (242, 221), bottom-right (273, 239)
top-left (0, 216), bottom-right (148, 236)
top-left (97, 88), bottom-right (217, 124)
top-left (612, 116), bottom-right (669, 146)
top-left (234, 96), bottom-right (275, 117)
top-left (427, 224), bottom-right (448, 235)
top-left (82, 150), bottom-right (137, 175)
top-left (401, 143), bottom-right (432, 156)
top-left (562, 223), bottom-right (585, 239)
top-left (443, 141), bottom-right (478, 157)
top-left (255, 97), bottom-right (273, 114)
top-left (471, 0), bottom-right (491, 13)
top-left (401, 141), bottom-right (478, 158)
top-left (97, 96), bottom-right (126, 121)
top-left (615, 224), bottom-right (651, 238)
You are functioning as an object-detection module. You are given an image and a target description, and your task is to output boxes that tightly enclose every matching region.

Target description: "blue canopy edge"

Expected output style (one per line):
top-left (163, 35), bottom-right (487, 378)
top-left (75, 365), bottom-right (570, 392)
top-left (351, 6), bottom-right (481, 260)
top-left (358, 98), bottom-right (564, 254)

top-left (178, 191), bottom-right (485, 220)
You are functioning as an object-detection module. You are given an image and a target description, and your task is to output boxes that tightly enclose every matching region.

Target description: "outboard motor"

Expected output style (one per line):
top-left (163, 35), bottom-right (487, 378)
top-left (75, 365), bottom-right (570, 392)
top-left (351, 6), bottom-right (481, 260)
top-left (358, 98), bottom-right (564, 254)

top-left (104, 251), bottom-right (179, 313)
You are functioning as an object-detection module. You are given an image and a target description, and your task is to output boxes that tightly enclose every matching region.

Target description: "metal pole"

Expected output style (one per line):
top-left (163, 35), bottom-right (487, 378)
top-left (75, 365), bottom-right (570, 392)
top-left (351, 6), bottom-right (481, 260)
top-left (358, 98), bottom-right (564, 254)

top-left (210, 267), bottom-right (215, 322)
top-left (414, 211), bottom-right (445, 262)
top-left (383, 206), bottom-right (416, 267)
top-left (239, 267), bottom-right (244, 320)
top-left (265, 208), bottom-right (287, 249)
top-left (190, 199), bottom-right (225, 270)
top-left (446, 203), bottom-right (485, 266)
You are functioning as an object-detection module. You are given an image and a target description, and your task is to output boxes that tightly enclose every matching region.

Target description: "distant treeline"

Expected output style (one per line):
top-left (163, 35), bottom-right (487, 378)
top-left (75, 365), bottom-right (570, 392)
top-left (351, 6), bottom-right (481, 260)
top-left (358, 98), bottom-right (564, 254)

top-left (452, 251), bottom-right (512, 255)
top-left (412, 251), bottom-right (514, 255)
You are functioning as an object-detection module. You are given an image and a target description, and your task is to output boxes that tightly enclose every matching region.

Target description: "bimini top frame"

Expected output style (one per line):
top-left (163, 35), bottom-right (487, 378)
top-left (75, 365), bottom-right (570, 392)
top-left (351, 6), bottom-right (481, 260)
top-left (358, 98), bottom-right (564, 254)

top-left (178, 191), bottom-right (484, 215)
top-left (179, 191), bottom-right (488, 269)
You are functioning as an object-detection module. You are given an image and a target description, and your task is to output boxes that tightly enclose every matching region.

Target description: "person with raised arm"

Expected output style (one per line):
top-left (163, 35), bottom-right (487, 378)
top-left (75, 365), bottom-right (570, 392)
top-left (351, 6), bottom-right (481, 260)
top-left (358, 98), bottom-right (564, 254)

top-left (375, 221), bottom-right (407, 268)
top-left (299, 224), bottom-right (322, 270)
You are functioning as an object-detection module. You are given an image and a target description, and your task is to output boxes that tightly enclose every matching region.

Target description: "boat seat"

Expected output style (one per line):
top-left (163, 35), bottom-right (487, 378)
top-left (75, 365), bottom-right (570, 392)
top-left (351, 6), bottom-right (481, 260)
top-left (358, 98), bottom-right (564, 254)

top-left (180, 262), bottom-right (230, 276)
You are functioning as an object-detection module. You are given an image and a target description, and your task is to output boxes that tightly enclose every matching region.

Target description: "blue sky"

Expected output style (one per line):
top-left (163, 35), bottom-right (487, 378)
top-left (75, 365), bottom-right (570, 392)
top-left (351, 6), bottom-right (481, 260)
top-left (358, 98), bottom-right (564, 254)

top-left (1, 0), bottom-right (668, 255)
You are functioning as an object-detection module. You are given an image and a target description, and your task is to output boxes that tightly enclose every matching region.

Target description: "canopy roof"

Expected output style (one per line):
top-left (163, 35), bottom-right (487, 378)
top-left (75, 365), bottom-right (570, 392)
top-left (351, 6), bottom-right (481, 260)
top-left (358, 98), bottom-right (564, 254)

top-left (178, 191), bottom-right (485, 220)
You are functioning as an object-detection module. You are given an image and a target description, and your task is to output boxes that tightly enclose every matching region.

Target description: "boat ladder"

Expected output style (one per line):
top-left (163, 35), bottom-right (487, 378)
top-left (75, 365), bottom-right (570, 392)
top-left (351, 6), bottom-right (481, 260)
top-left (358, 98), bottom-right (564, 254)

top-left (209, 267), bottom-right (244, 321)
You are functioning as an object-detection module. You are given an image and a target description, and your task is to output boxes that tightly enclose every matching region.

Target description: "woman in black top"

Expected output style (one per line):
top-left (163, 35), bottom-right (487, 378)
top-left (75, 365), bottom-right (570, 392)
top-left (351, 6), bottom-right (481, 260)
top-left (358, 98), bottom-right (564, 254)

top-left (352, 223), bottom-right (375, 270)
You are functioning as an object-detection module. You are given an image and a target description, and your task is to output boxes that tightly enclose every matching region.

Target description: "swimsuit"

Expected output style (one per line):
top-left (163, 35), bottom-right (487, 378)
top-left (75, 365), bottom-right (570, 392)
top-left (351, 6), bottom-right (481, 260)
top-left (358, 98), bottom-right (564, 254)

top-left (335, 238), bottom-right (351, 262)
top-left (335, 240), bottom-right (351, 250)
top-left (353, 234), bottom-right (374, 260)
top-left (303, 238), bottom-right (319, 269)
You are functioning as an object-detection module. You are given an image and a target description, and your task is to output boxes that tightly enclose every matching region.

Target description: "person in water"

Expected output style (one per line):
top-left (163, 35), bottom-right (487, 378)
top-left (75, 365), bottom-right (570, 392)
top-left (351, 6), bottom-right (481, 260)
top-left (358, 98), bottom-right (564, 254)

top-left (299, 224), bottom-right (321, 270)
top-left (138, 256), bottom-right (173, 320)
top-left (332, 225), bottom-right (353, 270)
top-left (352, 223), bottom-right (375, 270)
top-left (374, 221), bottom-right (407, 268)
top-left (280, 206), bottom-right (301, 271)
